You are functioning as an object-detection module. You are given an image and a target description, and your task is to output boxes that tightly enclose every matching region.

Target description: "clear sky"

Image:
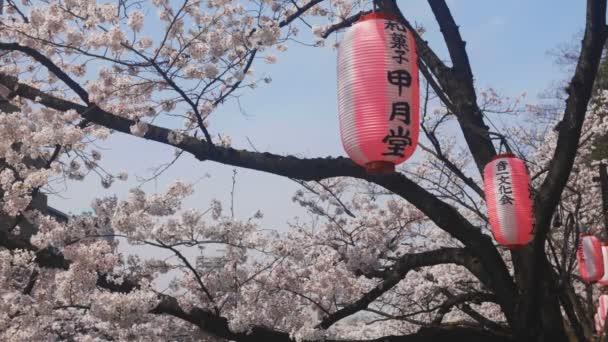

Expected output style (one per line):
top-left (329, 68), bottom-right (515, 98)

top-left (49, 1), bottom-right (587, 233)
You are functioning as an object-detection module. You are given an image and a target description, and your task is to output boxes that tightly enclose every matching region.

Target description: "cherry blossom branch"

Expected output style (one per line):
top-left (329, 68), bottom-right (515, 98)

top-left (5, 0), bottom-right (28, 23)
top-left (320, 10), bottom-right (371, 39)
top-left (0, 229), bottom-right (513, 341)
top-left (0, 73), bottom-right (517, 325)
top-left (432, 289), bottom-right (507, 334)
top-left (278, 0), bottom-right (324, 27)
top-left (314, 180), bottom-right (356, 218)
top-left (155, 239), bottom-right (221, 315)
top-left (0, 42), bottom-right (90, 105)
top-left (212, 0), bottom-right (325, 107)
top-left (124, 44), bottom-right (214, 145)
top-left (212, 49), bottom-right (257, 107)
top-left (317, 248), bottom-right (488, 330)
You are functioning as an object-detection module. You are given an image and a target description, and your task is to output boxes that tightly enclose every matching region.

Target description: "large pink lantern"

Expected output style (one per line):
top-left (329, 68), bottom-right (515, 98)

top-left (600, 243), bottom-right (608, 286)
top-left (483, 153), bottom-right (534, 248)
top-left (337, 12), bottom-right (419, 174)
top-left (577, 234), bottom-right (604, 283)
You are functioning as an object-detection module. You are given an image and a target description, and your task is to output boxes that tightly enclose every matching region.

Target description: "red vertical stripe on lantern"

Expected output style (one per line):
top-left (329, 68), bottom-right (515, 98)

top-left (578, 234), bottom-right (604, 282)
top-left (509, 157), bottom-right (534, 244)
top-left (483, 154), bottom-right (533, 248)
top-left (600, 243), bottom-right (608, 286)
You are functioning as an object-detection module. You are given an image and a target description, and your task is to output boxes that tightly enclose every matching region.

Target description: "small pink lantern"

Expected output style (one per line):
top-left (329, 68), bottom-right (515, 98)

top-left (596, 312), bottom-right (605, 336)
top-left (337, 12), bottom-right (419, 174)
top-left (483, 153), bottom-right (534, 248)
top-left (599, 294), bottom-right (608, 328)
top-left (577, 234), bottom-right (604, 283)
top-left (600, 243), bottom-right (608, 286)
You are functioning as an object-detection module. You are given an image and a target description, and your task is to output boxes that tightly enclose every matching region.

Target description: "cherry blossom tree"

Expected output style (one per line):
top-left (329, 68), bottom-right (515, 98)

top-left (0, 0), bottom-right (607, 341)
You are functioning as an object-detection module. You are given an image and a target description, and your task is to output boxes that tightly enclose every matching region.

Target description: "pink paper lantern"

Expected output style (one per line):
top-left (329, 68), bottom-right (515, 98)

top-left (483, 153), bottom-right (534, 248)
top-left (596, 312), bottom-right (605, 335)
top-left (577, 234), bottom-right (604, 283)
top-left (600, 243), bottom-right (608, 286)
top-left (599, 294), bottom-right (608, 326)
top-left (337, 12), bottom-right (419, 174)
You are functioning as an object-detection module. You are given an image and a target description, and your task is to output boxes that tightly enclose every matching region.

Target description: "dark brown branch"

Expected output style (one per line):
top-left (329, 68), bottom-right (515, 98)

top-left (372, 1), bottom-right (497, 175)
top-left (535, 0), bottom-right (608, 240)
top-left (0, 42), bottom-right (90, 104)
top-left (423, 0), bottom-right (497, 173)
top-left (518, 0), bottom-right (607, 336)
top-left (23, 269), bottom-right (38, 295)
top-left (278, 0), bottom-right (324, 27)
top-left (427, 0), bottom-right (473, 80)
top-left (433, 289), bottom-right (509, 334)
top-left (558, 283), bottom-right (590, 342)
top-left (320, 10), bottom-right (371, 38)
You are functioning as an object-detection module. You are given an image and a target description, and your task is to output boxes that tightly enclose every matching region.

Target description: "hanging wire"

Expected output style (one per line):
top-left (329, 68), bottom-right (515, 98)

top-left (487, 131), bottom-right (513, 155)
top-left (575, 214), bottom-right (587, 235)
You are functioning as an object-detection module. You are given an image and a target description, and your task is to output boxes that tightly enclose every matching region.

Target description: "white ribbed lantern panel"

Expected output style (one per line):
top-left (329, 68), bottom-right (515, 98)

top-left (483, 153), bottom-right (533, 248)
top-left (600, 243), bottom-right (608, 286)
top-left (337, 12), bottom-right (419, 174)
top-left (577, 234), bottom-right (604, 283)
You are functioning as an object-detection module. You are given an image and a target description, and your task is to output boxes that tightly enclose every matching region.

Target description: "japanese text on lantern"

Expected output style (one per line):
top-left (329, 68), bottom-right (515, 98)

top-left (383, 20), bottom-right (412, 158)
top-left (495, 161), bottom-right (514, 205)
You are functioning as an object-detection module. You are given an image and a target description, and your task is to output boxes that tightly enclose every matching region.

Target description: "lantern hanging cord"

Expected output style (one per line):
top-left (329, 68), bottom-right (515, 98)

top-left (574, 215), bottom-right (588, 235)
top-left (500, 136), bottom-right (512, 154)
top-left (488, 132), bottom-right (513, 154)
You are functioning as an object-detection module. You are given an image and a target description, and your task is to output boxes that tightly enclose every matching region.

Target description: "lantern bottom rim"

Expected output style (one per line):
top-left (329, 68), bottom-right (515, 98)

top-left (365, 161), bottom-right (395, 175)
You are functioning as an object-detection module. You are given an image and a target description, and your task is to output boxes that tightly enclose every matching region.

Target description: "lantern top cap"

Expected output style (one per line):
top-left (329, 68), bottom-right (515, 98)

top-left (490, 152), bottom-right (517, 161)
top-left (358, 12), bottom-right (399, 22)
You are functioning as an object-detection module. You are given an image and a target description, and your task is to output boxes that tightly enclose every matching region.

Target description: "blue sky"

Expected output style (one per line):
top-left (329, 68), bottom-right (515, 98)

top-left (49, 1), bottom-right (587, 232)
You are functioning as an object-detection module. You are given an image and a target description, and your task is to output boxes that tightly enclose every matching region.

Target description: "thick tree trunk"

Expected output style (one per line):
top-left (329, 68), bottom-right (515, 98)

top-left (512, 251), bottom-right (569, 341)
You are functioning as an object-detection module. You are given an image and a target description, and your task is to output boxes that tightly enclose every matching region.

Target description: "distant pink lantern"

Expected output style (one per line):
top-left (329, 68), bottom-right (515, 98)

top-left (600, 243), bottom-right (608, 286)
top-left (337, 12), bottom-right (419, 174)
top-left (599, 294), bottom-right (608, 326)
top-left (577, 234), bottom-right (604, 283)
top-left (596, 311), bottom-right (605, 336)
top-left (483, 153), bottom-right (534, 248)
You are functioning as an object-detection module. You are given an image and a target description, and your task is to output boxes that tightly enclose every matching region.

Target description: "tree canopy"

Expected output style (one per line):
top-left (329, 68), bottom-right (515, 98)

top-left (1, 0), bottom-right (608, 341)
